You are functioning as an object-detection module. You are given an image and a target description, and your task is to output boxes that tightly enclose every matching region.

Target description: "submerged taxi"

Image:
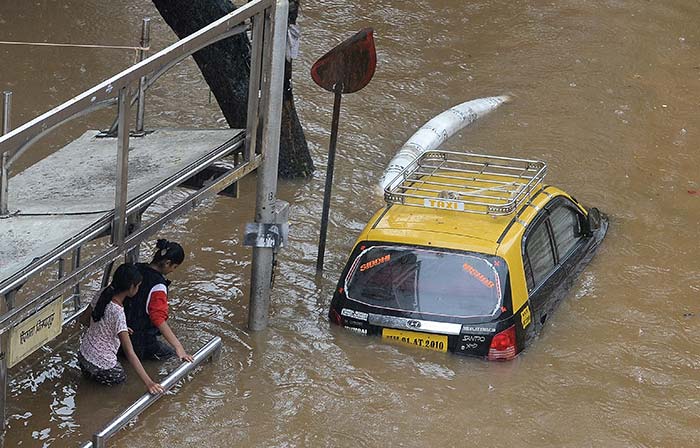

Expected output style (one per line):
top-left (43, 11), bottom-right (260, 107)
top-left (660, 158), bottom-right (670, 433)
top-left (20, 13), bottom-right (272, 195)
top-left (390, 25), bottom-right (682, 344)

top-left (329, 150), bottom-right (607, 360)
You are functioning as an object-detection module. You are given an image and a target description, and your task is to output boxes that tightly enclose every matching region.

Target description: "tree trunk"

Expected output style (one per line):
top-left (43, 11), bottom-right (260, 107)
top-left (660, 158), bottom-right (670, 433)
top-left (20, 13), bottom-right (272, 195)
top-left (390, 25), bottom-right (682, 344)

top-left (279, 1), bottom-right (314, 178)
top-left (151, 0), bottom-right (314, 178)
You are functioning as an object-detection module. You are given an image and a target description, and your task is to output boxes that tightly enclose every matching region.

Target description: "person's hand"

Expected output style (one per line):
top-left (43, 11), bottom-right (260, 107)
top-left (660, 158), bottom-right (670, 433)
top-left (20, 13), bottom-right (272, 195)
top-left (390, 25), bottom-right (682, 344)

top-left (176, 347), bottom-right (193, 362)
top-left (147, 381), bottom-right (165, 395)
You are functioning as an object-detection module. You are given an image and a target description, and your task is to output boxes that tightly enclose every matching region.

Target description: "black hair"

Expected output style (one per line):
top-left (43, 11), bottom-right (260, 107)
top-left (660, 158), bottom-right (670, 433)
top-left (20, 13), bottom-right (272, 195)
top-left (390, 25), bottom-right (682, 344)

top-left (289, 0), bottom-right (299, 24)
top-left (150, 238), bottom-right (185, 266)
top-left (92, 263), bottom-right (143, 322)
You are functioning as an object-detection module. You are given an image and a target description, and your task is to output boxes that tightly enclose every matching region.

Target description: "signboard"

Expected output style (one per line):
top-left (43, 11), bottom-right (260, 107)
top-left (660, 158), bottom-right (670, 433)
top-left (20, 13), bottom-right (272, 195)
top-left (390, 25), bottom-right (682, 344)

top-left (423, 198), bottom-right (465, 211)
top-left (7, 298), bottom-right (63, 368)
top-left (243, 223), bottom-right (289, 249)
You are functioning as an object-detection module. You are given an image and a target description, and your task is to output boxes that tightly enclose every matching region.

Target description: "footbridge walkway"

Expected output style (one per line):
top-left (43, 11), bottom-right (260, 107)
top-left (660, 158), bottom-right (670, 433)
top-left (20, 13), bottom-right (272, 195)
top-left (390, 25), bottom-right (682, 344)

top-left (0, 0), bottom-right (289, 444)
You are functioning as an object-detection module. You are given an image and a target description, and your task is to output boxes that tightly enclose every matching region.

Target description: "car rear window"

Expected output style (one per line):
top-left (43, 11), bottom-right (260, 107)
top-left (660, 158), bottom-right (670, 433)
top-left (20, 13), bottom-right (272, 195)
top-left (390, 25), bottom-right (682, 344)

top-left (344, 245), bottom-right (508, 318)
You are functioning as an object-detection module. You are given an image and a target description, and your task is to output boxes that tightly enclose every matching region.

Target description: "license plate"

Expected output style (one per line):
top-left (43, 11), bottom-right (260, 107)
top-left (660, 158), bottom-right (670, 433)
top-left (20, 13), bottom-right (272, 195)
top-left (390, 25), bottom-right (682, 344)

top-left (382, 328), bottom-right (448, 352)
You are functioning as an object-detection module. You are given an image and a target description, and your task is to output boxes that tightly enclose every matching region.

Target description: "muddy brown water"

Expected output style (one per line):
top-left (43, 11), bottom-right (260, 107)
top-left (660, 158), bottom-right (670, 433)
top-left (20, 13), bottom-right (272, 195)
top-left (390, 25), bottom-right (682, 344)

top-left (1, 0), bottom-right (700, 446)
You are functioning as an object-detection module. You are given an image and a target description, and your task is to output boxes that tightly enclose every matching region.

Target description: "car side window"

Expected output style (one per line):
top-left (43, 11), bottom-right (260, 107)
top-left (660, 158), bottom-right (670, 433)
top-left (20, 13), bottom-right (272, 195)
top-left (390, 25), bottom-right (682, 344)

top-left (549, 204), bottom-right (583, 261)
top-left (524, 220), bottom-right (556, 291)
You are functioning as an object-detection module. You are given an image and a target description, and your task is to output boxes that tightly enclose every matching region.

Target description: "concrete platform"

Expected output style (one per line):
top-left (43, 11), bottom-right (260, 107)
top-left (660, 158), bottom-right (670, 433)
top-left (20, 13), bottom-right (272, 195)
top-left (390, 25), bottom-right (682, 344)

top-left (0, 128), bottom-right (243, 284)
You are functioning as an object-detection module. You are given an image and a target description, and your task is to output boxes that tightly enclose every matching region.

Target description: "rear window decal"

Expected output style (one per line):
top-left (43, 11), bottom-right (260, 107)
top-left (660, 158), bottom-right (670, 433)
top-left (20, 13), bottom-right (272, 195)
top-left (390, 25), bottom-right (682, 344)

top-left (360, 254), bottom-right (390, 272)
top-left (462, 262), bottom-right (495, 288)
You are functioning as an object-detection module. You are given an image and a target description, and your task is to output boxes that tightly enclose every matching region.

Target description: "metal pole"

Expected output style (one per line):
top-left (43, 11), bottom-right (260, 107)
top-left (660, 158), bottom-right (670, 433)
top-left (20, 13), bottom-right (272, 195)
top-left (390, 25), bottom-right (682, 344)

top-left (125, 211), bottom-right (143, 263)
top-left (3, 292), bottom-right (15, 314)
top-left (0, 263), bottom-right (15, 436)
top-left (245, 14), bottom-right (265, 162)
top-left (0, 330), bottom-right (6, 433)
top-left (1, 91), bottom-right (12, 215)
top-left (135, 18), bottom-right (151, 135)
top-left (315, 86), bottom-right (343, 272)
top-left (89, 337), bottom-right (222, 448)
top-left (72, 247), bottom-right (82, 313)
top-left (100, 262), bottom-right (115, 289)
top-left (248, 0), bottom-right (288, 331)
top-left (114, 88), bottom-right (130, 247)
top-left (0, 291), bottom-right (11, 433)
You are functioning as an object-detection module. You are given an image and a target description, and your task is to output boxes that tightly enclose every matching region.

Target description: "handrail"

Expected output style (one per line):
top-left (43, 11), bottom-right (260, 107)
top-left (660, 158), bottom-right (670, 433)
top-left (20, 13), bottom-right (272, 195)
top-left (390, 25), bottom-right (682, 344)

top-left (81, 336), bottom-right (222, 448)
top-left (105, 23), bottom-right (248, 137)
top-left (0, 0), bottom-right (288, 438)
top-left (0, 0), bottom-right (278, 293)
top-left (0, 149), bottom-right (258, 331)
top-left (0, 0), bottom-right (269, 165)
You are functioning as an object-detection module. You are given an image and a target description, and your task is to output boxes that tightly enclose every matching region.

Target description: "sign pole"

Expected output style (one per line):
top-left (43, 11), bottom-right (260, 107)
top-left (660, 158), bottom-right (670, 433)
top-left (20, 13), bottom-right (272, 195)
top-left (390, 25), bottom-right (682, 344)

top-left (311, 28), bottom-right (376, 273)
top-left (316, 85), bottom-right (343, 272)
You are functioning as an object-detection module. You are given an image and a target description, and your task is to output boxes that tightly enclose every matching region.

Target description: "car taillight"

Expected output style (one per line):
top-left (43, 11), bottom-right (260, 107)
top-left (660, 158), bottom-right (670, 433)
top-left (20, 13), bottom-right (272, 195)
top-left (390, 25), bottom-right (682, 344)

top-left (329, 308), bottom-right (344, 326)
top-left (488, 325), bottom-right (517, 361)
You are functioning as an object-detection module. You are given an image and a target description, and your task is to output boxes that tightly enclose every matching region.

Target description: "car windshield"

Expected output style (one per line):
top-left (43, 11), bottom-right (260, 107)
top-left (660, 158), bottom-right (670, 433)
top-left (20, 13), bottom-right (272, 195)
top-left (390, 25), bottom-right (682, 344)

top-left (344, 245), bottom-right (508, 318)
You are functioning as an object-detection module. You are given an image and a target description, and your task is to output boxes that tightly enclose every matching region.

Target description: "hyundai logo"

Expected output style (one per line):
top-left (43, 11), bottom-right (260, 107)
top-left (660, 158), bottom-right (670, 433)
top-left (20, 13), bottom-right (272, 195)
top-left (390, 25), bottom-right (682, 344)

top-left (406, 320), bottom-right (421, 329)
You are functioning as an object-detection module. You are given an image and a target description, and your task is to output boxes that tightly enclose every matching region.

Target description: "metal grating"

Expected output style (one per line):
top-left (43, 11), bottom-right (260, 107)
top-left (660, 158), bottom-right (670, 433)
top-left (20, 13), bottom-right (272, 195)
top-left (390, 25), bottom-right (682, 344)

top-left (384, 150), bottom-right (547, 215)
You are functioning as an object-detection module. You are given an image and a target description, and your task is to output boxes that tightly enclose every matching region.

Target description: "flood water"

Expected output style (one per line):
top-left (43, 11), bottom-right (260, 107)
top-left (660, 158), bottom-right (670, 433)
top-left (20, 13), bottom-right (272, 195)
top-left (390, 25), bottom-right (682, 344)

top-left (1, 0), bottom-right (700, 446)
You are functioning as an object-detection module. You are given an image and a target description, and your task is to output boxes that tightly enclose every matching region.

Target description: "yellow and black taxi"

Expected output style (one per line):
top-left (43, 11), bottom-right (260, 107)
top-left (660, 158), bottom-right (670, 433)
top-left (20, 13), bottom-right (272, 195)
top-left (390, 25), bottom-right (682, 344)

top-left (329, 151), bottom-right (607, 360)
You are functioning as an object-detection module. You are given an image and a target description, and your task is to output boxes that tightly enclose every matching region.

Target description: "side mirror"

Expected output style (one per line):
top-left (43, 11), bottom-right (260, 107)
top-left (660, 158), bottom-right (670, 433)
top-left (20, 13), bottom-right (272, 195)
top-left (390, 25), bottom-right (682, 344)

top-left (587, 207), bottom-right (601, 232)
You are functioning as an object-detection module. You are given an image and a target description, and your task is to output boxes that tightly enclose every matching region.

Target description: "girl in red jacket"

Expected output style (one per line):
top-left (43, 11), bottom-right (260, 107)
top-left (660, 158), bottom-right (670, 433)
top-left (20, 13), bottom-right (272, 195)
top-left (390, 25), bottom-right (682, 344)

top-left (125, 239), bottom-right (193, 362)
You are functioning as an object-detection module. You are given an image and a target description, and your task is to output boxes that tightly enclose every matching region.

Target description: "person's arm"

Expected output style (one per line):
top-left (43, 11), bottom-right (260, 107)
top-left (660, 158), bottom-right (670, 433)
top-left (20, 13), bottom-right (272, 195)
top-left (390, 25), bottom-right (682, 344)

top-left (118, 331), bottom-right (164, 395)
top-left (157, 321), bottom-right (193, 362)
top-left (147, 285), bottom-right (193, 362)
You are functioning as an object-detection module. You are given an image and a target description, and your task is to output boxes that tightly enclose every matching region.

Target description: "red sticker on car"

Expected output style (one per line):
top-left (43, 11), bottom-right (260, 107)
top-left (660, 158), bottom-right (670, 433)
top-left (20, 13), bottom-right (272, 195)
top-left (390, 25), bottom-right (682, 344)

top-left (462, 262), bottom-right (495, 288)
top-left (360, 254), bottom-right (391, 272)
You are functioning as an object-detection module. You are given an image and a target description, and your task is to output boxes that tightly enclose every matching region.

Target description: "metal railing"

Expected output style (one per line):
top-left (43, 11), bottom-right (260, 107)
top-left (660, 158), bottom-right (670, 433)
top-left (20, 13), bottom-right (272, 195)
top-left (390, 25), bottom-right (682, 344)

top-left (0, 0), bottom-right (279, 297)
top-left (0, 0), bottom-right (286, 319)
top-left (0, 91), bottom-right (11, 215)
top-left (80, 336), bottom-right (222, 448)
top-left (384, 150), bottom-right (547, 215)
top-left (0, 0), bottom-right (289, 433)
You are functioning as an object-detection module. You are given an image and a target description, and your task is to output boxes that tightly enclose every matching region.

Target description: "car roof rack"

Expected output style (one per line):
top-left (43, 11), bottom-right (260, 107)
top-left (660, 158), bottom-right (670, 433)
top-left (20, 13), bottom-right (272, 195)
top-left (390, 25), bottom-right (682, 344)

top-left (384, 150), bottom-right (547, 215)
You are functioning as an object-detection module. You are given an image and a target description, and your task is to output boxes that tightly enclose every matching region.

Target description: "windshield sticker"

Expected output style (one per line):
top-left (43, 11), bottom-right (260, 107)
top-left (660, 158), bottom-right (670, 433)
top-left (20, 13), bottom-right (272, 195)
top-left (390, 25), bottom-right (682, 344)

top-left (462, 262), bottom-right (495, 288)
top-left (360, 254), bottom-right (391, 272)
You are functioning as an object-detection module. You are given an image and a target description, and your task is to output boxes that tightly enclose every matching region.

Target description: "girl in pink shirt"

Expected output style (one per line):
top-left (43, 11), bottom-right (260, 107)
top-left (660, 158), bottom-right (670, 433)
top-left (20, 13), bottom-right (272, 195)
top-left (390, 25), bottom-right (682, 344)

top-left (79, 263), bottom-right (164, 394)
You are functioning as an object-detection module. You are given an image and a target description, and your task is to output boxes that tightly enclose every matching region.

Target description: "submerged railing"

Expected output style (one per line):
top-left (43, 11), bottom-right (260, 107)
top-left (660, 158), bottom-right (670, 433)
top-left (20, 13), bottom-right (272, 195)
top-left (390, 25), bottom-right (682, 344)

top-left (80, 336), bottom-right (222, 448)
